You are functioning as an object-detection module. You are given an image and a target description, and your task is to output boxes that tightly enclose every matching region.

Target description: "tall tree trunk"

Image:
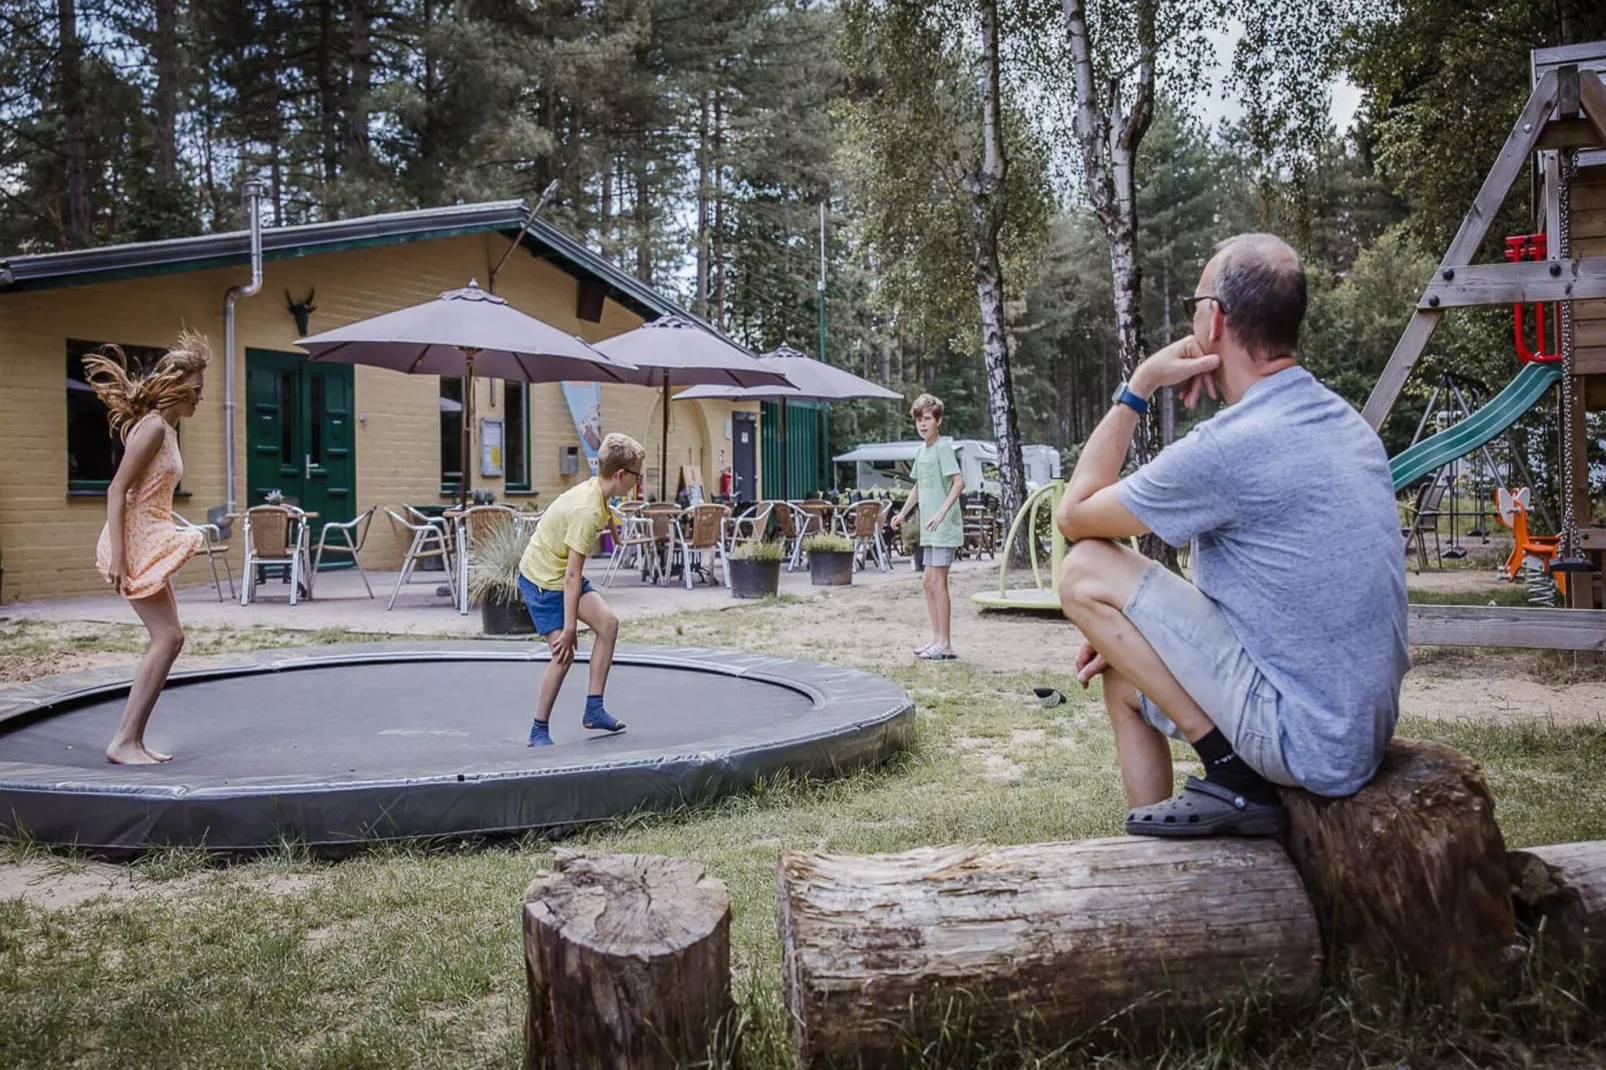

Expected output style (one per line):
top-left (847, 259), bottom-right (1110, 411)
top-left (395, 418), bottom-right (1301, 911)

top-left (346, 0), bottom-right (371, 174)
top-left (58, 0), bottom-right (90, 246)
top-left (267, 20), bottom-right (284, 225)
top-left (695, 90), bottom-right (711, 317)
top-left (634, 153), bottom-right (652, 284)
top-left (1160, 262), bottom-right (1175, 446)
top-left (316, 0), bottom-right (340, 197)
top-left (713, 91), bottom-right (727, 328)
top-left (599, 146), bottom-right (613, 252)
top-left (1063, 0), bottom-right (1161, 558)
top-left (965, 0), bottom-right (1027, 560)
top-left (153, 0), bottom-right (179, 186)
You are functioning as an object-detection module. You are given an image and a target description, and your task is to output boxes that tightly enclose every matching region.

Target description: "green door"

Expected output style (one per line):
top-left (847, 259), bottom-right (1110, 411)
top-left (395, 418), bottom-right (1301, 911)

top-left (245, 350), bottom-right (356, 554)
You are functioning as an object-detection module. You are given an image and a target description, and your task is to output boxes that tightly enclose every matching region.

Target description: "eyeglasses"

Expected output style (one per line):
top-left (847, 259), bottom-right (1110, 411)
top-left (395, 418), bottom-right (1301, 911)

top-left (623, 468), bottom-right (643, 481)
top-left (1181, 294), bottom-right (1226, 317)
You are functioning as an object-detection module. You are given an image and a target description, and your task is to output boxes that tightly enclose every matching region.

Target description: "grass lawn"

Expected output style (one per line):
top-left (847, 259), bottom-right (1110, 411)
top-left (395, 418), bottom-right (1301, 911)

top-left (1, 576), bottom-right (1604, 1069)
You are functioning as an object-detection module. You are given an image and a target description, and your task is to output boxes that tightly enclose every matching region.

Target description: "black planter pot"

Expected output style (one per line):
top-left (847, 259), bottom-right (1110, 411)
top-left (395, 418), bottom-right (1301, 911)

top-left (480, 593), bottom-right (536, 635)
top-left (729, 558), bottom-right (782, 599)
top-left (809, 550), bottom-right (854, 586)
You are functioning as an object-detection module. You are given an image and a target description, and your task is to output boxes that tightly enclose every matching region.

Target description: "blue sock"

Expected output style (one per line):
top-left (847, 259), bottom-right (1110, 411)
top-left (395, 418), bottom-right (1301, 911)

top-left (528, 719), bottom-right (553, 747)
top-left (583, 695), bottom-right (625, 732)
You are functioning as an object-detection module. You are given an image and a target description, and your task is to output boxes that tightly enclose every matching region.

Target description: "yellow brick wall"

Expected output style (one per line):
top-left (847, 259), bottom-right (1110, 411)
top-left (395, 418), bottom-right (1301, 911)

top-left (0, 231), bottom-right (758, 602)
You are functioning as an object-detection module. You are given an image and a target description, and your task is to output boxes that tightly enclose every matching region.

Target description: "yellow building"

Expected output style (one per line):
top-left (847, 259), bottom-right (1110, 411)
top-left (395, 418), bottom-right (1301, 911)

top-left (0, 201), bottom-right (761, 603)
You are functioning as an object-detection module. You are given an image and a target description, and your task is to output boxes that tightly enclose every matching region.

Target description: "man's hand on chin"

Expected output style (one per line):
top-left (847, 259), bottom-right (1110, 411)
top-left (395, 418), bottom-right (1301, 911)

top-left (1133, 335), bottom-right (1220, 408)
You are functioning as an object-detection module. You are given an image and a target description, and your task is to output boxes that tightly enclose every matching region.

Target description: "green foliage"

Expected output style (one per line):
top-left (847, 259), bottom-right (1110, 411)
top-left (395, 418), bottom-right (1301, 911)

top-left (802, 531), bottom-right (851, 554)
top-left (730, 539), bottom-right (786, 562)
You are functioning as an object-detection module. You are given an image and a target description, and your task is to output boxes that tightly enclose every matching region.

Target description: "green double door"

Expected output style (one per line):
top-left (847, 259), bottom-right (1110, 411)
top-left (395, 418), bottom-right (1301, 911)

top-left (245, 350), bottom-right (356, 536)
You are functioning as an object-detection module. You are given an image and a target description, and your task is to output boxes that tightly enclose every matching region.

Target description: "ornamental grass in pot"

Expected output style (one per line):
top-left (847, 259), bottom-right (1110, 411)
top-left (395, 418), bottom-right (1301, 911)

top-left (467, 520), bottom-right (536, 635)
top-left (729, 539), bottom-right (784, 599)
top-left (804, 532), bottom-right (854, 586)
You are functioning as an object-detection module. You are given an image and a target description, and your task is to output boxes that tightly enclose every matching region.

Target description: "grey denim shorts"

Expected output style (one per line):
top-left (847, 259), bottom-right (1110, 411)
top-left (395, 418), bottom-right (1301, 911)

top-left (1123, 562), bottom-right (1298, 786)
top-left (922, 545), bottom-right (957, 567)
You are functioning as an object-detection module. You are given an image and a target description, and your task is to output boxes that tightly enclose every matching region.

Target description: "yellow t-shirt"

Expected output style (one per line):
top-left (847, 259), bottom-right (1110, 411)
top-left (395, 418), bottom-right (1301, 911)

top-left (518, 478), bottom-right (609, 589)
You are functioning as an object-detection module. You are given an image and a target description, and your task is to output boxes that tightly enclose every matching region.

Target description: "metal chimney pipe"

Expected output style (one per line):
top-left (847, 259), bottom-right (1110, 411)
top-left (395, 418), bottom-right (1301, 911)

top-left (223, 181), bottom-right (264, 515)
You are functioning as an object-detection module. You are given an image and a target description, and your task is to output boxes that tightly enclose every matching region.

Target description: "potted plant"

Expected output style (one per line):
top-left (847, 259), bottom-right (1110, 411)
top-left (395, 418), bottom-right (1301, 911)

top-left (804, 532), bottom-right (854, 586)
top-left (728, 539), bottom-right (785, 599)
top-left (467, 520), bottom-right (535, 635)
top-left (900, 518), bottom-right (924, 572)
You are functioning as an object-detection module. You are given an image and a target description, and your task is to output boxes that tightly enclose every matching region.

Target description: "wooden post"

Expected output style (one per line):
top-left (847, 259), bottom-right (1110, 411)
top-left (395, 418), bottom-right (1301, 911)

top-left (1277, 740), bottom-right (1521, 1008)
top-left (523, 851), bottom-right (733, 1070)
top-left (776, 838), bottom-right (1321, 1068)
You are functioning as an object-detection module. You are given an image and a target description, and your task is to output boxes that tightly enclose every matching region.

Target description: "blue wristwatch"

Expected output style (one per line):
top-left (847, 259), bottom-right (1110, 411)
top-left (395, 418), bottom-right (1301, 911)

top-left (1112, 381), bottom-right (1150, 416)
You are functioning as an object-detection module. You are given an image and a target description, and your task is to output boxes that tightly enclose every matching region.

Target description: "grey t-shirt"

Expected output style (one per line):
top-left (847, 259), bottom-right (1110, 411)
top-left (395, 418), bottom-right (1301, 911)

top-left (1117, 366), bottom-right (1409, 796)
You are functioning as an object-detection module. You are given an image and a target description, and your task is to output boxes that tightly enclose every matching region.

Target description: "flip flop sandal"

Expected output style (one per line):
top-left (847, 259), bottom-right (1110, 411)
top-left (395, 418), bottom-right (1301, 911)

top-left (1124, 777), bottom-right (1286, 838)
top-left (916, 650), bottom-right (958, 661)
top-left (913, 643), bottom-right (936, 657)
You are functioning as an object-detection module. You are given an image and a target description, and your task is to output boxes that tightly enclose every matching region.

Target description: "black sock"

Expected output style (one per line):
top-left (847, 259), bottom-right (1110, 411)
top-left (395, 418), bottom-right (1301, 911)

top-left (1191, 729), bottom-right (1279, 806)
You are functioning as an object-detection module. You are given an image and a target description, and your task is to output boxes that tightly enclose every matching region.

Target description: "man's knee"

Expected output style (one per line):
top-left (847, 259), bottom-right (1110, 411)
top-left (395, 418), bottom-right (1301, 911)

top-left (1058, 539), bottom-right (1117, 615)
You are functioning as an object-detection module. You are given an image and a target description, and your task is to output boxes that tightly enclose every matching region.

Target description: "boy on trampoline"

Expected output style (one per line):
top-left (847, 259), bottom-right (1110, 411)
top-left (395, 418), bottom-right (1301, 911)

top-left (519, 432), bottom-right (646, 746)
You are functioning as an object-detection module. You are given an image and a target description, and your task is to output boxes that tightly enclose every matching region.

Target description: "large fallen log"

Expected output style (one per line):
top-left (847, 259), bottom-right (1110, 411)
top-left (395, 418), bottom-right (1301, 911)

top-left (776, 837), bottom-right (1320, 1068)
top-left (1510, 840), bottom-right (1606, 966)
top-left (1277, 739), bottom-right (1520, 1007)
top-left (523, 851), bottom-right (732, 1070)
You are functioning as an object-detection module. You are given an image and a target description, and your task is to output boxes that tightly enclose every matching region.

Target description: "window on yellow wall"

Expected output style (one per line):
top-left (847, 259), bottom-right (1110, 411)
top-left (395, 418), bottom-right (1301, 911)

top-left (66, 339), bottom-right (171, 494)
top-left (440, 376), bottom-right (464, 492)
top-left (505, 382), bottom-right (530, 492)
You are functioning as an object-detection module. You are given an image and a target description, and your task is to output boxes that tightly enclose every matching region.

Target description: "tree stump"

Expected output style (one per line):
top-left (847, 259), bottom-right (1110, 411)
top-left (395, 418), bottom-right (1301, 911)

top-left (776, 837), bottom-right (1321, 1069)
top-left (1510, 840), bottom-right (1606, 967)
top-left (523, 850), bottom-right (732, 1070)
top-left (1277, 739), bottom-right (1520, 1007)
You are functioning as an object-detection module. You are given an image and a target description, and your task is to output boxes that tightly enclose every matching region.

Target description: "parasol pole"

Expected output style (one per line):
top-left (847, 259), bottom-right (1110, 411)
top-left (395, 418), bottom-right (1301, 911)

top-left (460, 349), bottom-right (478, 509)
top-left (660, 369), bottom-right (671, 502)
top-left (779, 400), bottom-right (790, 501)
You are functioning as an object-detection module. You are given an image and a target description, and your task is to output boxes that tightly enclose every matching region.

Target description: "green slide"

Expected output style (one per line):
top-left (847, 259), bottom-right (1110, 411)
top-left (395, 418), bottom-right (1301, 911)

top-left (1389, 362), bottom-right (1561, 492)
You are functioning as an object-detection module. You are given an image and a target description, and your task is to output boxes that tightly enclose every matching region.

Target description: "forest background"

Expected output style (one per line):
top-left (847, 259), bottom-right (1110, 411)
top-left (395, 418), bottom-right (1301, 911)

top-left (3, 0), bottom-right (1604, 509)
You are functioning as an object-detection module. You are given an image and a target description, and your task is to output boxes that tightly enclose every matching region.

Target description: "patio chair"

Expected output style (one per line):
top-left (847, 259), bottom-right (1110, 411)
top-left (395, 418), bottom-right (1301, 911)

top-left (309, 505), bottom-right (378, 599)
top-left (1401, 472), bottom-right (1451, 572)
top-left (846, 499), bottom-right (890, 573)
top-left (677, 503), bottom-right (733, 589)
top-left (604, 508), bottom-right (661, 587)
top-left (384, 507), bottom-right (457, 610)
top-left (640, 503), bottom-right (686, 585)
top-left (174, 511), bottom-right (234, 601)
top-left (239, 505), bottom-right (311, 607)
top-left (765, 500), bottom-right (808, 571)
top-left (726, 501), bottom-right (775, 553)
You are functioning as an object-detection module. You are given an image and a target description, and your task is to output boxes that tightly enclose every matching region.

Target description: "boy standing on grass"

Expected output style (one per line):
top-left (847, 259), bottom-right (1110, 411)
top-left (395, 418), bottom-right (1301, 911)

top-left (893, 394), bottom-right (966, 661)
top-left (519, 432), bottom-right (647, 747)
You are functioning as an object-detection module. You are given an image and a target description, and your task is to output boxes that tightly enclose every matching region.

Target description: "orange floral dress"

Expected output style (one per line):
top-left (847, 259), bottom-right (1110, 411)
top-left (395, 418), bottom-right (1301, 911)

top-left (96, 414), bottom-right (203, 601)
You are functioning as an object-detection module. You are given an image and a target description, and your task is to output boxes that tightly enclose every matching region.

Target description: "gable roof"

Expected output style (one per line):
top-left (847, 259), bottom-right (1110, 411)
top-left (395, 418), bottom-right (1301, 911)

top-left (0, 200), bottom-right (695, 328)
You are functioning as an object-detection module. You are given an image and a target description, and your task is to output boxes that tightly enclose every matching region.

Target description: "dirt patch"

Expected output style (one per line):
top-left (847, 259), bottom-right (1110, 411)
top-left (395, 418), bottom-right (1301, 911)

top-left (1404, 676), bottom-right (1606, 727)
top-left (980, 753), bottom-right (1026, 781)
top-left (0, 860), bottom-right (204, 909)
top-left (0, 651), bottom-right (139, 685)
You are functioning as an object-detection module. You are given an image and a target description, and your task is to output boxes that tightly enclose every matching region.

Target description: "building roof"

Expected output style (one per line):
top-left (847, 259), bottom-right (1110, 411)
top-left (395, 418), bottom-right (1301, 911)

top-left (0, 200), bottom-right (703, 330)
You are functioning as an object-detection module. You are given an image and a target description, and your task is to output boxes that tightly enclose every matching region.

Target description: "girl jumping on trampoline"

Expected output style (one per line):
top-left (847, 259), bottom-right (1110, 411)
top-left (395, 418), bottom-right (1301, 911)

top-left (87, 330), bottom-right (211, 765)
top-left (517, 432), bottom-right (646, 746)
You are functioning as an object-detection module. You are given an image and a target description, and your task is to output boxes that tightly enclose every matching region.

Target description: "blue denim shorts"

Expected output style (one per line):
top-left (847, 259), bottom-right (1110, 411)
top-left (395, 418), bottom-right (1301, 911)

top-left (518, 574), bottom-right (594, 636)
top-left (1123, 562), bottom-right (1298, 787)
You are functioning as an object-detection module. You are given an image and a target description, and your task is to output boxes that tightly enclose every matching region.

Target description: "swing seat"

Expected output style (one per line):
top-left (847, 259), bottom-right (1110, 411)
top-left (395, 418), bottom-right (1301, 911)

top-left (1495, 487), bottom-right (1568, 595)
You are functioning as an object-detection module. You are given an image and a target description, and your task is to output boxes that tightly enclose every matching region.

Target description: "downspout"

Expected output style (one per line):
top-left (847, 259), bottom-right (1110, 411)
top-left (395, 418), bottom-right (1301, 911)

top-left (223, 181), bottom-right (264, 514)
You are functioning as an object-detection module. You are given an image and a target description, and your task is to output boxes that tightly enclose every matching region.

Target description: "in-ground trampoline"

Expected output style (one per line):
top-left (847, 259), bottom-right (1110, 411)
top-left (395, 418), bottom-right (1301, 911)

top-left (0, 642), bottom-right (914, 853)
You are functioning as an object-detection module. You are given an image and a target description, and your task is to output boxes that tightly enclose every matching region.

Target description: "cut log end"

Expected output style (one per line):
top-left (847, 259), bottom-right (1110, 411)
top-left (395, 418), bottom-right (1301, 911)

top-left (524, 851), bottom-right (732, 1070)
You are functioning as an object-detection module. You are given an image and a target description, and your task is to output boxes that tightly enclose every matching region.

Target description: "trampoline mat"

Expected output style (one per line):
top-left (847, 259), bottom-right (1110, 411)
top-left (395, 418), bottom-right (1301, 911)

top-left (2, 660), bottom-right (817, 783)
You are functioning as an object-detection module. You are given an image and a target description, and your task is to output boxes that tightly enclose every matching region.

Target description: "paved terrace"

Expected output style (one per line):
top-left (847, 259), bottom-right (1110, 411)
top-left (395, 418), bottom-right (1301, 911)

top-left (1, 556), bottom-right (998, 635)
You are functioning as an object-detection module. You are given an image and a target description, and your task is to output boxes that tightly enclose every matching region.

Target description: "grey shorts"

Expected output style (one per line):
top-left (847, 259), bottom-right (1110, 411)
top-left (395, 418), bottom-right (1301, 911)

top-left (1124, 563), bottom-right (1297, 787)
top-left (923, 545), bottom-right (957, 567)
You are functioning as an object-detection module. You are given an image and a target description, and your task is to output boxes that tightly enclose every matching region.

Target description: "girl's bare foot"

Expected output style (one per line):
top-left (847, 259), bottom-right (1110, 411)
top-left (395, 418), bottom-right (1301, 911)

top-left (106, 742), bottom-right (171, 764)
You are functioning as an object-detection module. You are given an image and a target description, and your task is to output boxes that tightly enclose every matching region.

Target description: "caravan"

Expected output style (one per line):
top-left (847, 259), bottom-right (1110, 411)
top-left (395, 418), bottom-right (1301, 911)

top-left (833, 439), bottom-right (1062, 497)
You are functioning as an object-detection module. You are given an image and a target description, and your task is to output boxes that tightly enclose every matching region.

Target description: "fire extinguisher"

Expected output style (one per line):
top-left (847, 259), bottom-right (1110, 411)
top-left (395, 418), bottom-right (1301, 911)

top-left (719, 470), bottom-right (734, 498)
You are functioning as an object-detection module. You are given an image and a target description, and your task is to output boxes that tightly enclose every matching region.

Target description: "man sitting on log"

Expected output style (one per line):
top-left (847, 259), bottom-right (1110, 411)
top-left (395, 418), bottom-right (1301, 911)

top-left (1056, 233), bottom-right (1409, 837)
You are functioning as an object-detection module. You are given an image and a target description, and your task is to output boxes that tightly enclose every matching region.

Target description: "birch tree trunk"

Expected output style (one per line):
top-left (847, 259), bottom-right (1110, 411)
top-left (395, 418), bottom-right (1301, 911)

top-left (1062, 0), bottom-right (1160, 558)
top-left (965, 0), bottom-right (1027, 560)
top-left (58, 0), bottom-right (90, 246)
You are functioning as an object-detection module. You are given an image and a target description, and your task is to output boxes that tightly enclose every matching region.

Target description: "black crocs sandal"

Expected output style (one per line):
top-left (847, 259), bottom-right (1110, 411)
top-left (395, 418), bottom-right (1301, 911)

top-left (1124, 776), bottom-right (1286, 838)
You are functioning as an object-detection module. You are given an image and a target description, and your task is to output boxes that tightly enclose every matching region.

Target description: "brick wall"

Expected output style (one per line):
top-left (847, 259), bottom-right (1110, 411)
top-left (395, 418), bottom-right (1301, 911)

top-left (0, 232), bottom-right (758, 602)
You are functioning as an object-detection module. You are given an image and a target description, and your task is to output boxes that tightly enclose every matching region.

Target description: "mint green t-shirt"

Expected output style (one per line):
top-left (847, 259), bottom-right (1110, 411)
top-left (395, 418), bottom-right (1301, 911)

top-left (913, 440), bottom-right (964, 548)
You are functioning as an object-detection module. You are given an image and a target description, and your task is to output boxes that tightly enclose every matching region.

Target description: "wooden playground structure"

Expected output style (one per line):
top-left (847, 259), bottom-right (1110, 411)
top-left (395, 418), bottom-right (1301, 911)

top-left (978, 43), bottom-right (1606, 652)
